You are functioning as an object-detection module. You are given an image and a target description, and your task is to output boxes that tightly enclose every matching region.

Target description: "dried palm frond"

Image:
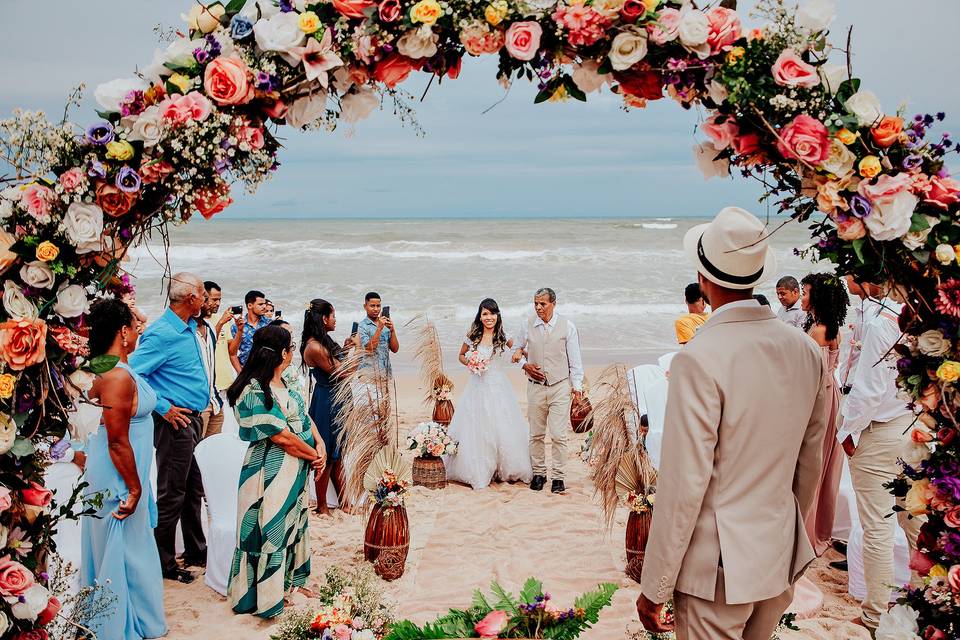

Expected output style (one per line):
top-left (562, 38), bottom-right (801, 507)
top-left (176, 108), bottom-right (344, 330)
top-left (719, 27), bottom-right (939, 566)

top-left (363, 446), bottom-right (412, 492)
top-left (406, 314), bottom-right (454, 405)
top-left (615, 449), bottom-right (657, 503)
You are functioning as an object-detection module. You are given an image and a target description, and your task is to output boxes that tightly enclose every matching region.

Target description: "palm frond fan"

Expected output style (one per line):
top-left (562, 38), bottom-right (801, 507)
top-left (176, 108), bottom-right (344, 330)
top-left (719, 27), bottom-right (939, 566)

top-left (407, 314), bottom-right (454, 404)
top-left (615, 449), bottom-right (657, 503)
top-left (363, 446), bottom-right (412, 493)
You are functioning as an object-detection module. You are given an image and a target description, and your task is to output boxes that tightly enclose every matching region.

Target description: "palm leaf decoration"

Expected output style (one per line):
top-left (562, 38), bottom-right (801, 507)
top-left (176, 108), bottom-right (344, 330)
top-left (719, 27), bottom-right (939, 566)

top-left (363, 446), bottom-right (411, 493)
top-left (407, 314), bottom-right (454, 405)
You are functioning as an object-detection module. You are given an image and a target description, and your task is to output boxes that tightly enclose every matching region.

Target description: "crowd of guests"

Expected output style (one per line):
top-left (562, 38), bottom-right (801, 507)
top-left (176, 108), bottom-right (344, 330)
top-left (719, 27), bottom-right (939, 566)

top-left (71, 274), bottom-right (400, 638)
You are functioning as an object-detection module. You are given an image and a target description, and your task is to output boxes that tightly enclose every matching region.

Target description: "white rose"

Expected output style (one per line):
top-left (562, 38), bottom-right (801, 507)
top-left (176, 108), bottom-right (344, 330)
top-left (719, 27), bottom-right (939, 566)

top-left (121, 105), bottom-right (164, 148)
top-left (707, 79), bottom-right (728, 104)
top-left (0, 199), bottom-right (12, 222)
top-left (3, 281), bottom-right (38, 320)
top-left (0, 525), bottom-right (7, 550)
top-left (397, 27), bottom-right (439, 60)
top-left (795, 0), bottom-right (835, 34)
top-left (163, 37), bottom-right (206, 69)
top-left (341, 87), bottom-right (380, 124)
top-left (254, 12), bottom-right (306, 66)
top-left (693, 141), bottom-right (730, 180)
top-left (182, 3), bottom-right (225, 34)
top-left (820, 138), bottom-right (855, 177)
top-left (287, 91), bottom-right (328, 128)
top-left (69, 369), bottom-right (96, 393)
top-left (875, 604), bottom-right (920, 640)
top-left (901, 215), bottom-right (938, 251)
top-left (0, 610), bottom-right (8, 636)
top-left (592, 0), bottom-right (625, 19)
top-left (678, 6), bottom-right (710, 59)
top-left (523, 0), bottom-right (558, 12)
top-left (609, 30), bottom-right (648, 71)
top-left (255, 0), bottom-right (281, 18)
top-left (94, 77), bottom-right (150, 114)
top-left (19, 261), bottom-right (55, 290)
top-left (63, 202), bottom-right (105, 254)
top-left (572, 59), bottom-right (609, 94)
top-left (54, 284), bottom-right (90, 319)
top-left (12, 584), bottom-right (49, 620)
top-left (935, 243), bottom-right (957, 265)
top-left (818, 63), bottom-right (847, 94)
top-left (865, 191), bottom-right (916, 242)
top-left (845, 90), bottom-right (882, 127)
top-left (917, 329), bottom-right (951, 356)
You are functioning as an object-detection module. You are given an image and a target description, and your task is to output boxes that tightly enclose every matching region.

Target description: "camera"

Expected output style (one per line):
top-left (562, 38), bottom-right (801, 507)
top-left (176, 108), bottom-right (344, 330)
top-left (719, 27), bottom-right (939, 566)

top-left (230, 305), bottom-right (242, 315)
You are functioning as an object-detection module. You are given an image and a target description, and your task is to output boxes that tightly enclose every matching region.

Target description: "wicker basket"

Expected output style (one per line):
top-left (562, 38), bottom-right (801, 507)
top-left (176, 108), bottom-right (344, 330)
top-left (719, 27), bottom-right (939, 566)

top-left (570, 395), bottom-right (593, 433)
top-left (412, 456), bottom-right (447, 489)
top-left (624, 509), bottom-right (652, 583)
top-left (432, 399), bottom-right (455, 426)
top-left (364, 504), bottom-right (410, 581)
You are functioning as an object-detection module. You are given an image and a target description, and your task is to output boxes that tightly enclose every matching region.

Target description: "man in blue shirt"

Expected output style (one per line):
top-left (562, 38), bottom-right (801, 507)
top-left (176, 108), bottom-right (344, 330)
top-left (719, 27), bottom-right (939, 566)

top-left (130, 272), bottom-right (210, 583)
top-left (229, 289), bottom-right (270, 371)
top-left (358, 292), bottom-right (399, 378)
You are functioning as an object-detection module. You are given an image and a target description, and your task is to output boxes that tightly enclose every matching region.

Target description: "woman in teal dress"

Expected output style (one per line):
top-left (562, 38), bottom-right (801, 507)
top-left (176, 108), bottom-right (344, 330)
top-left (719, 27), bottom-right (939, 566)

top-left (80, 298), bottom-right (166, 640)
top-left (225, 324), bottom-right (327, 618)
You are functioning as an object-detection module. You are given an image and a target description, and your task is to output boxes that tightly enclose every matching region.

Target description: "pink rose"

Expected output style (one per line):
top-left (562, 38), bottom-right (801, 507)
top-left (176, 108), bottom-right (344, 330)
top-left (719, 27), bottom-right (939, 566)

top-left (705, 7), bottom-right (741, 55)
top-left (22, 481), bottom-right (52, 507)
top-left (0, 486), bottom-right (10, 512)
top-left (948, 565), bottom-right (960, 591)
top-left (203, 55), bottom-right (254, 106)
top-left (702, 114), bottom-right (739, 150)
top-left (475, 610), bottom-right (508, 637)
top-left (379, 0), bottom-right (401, 22)
top-left (647, 8), bottom-right (680, 45)
top-left (777, 114), bottom-right (829, 164)
top-left (0, 556), bottom-right (35, 597)
top-left (239, 126), bottom-right (265, 150)
top-left (263, 99), bottom-right (289, 120)
top-left (332, 0), bottom-right (376, 19)
top-left (771, 49), bottom-right (820, 88)
top-left (374, 55), bottom-right (415, 88)
top-left (139, 158), bottom-right (174, 185)
top-left (733, 132), bottom-right (761, 156)
top-left (58, 168), bottom-right (85, 193)
top-left (922, 175), bottom-right (960, 210)
top-left (909, 549), bottom-right (935, 576)
top-left (333, 624), bottom-right (352, 640)
top-left (504, 21), bottom-right (542, 61)
top-left (21, 184), bottom-right (53, 222)
top-left (858, 172), bottom-right (913, 204)
top-left (37, 595), bottom-right (61, 626)
top-left (836, 216), bottom-right (866, 240)
top-left (158, 92), bottom-right (212, 125)
top-left (946, 505), bottom-right (960, 528)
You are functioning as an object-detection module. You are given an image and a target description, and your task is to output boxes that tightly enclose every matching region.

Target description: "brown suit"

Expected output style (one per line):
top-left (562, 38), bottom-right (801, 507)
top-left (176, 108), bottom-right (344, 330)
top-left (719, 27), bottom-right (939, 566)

top-left (640, 304), bottom-right (830, 639)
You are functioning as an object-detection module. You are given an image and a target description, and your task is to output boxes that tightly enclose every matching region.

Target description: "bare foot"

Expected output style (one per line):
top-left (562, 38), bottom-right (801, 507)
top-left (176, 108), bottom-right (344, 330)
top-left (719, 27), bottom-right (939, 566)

top-left (315, 506), bottom-right (331, 516)
top-left (296, 586), bottom-right (319, 599)
top-left (340, 503), bottom-right (357, 515)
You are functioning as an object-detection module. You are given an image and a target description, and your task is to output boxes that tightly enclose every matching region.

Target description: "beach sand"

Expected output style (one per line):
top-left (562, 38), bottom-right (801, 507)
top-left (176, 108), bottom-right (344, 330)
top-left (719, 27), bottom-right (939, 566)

top-left (163, 368), bottom-right (869, 640)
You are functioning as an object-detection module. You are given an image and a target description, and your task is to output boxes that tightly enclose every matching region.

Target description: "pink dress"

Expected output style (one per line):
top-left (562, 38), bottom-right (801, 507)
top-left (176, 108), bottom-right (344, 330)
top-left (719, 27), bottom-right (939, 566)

top-left (804, 344), bottom-right (843, 556)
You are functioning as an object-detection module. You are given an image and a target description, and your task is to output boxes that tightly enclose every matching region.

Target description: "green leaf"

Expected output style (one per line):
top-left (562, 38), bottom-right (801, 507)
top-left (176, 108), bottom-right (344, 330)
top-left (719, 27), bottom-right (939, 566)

top-left (10, 437), bottom-right (35, 458)
top-left (520, 577), bottom-right (543, 604)
top-left (225, 0), bottom-right (246, 14)
top-left (383, 620), bottom-right (426, 640)
top-left (836, 78), bottom-right (861, 105)
top-left (909, 213), bottom-right (931, 232)
top-left (907, 374), bottom-right (922, 385)
top-left (489, 581), bottom-right (520, 615)
top-left (534, 88), bottom-right (552, 104)
top-left (564, 76), bottom-right (587, 102)
top-left (573, 582), bottom-right (617, 625)
top-left (851, 238), bottom-right (866, 264)
top-left (87, 354), bottom-right (120, 375)
top-left (471, 587), bottom-right (493, 612)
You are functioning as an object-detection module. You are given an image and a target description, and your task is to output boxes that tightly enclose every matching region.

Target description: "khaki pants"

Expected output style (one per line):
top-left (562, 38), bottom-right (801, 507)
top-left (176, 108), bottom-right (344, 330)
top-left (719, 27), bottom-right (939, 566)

top-left (200, 399), bottom-right (224, 439)
top-left (849, 414), bottom-right (925, 629)
top-left (527, 380), bottom-right (570, 479)
top-left (674, 569), bottom-right (793, 640)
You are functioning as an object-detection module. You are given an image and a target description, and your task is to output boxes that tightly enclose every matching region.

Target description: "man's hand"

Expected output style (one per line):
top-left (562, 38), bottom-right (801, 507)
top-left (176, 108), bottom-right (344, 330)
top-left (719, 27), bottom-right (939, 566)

top-left (842, 435), bottom-right (856, 458)
top-left (233, 313), bottom-right (245, 329)
top-left (73, 451), bottom-right (87, 472)
top-left (376, 315), bottom-right (389, 330)
top-left (511, 349), bottom-right (524, 364)
top-left (572, 390), bottom-right (584, 403)
top-left (523, 363), bottom-right (547, 383)
top-left (382, 317), bottom-right (395, 332)
top-left (113, 490), bottom-right (141, 520)
top-left (163, 406), bottom-right (192, 430)
top-left (216, 309), bottom-right (234, 331)
top-left (636, 593), bottom-right (674, 634)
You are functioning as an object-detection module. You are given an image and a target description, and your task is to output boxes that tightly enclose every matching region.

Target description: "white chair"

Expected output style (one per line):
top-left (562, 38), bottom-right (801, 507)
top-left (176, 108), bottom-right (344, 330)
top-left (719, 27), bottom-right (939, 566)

top-left (45, 460), bottom-right (83, 601)
top-left (847, 520), bottom-right (912, 602)
top-left (657, 352), bottom-right (677, 373)
top-left (639, 377), bottom-right (669, 466)
top-left (193, 433), bottom-right (248, 596)
top-left (627, 364), bottom-right (666, 415)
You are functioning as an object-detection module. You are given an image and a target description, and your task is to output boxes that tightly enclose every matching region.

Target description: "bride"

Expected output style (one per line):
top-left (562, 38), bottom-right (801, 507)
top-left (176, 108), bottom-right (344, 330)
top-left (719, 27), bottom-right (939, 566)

top-left (444, 299), bottom-right (533, 490)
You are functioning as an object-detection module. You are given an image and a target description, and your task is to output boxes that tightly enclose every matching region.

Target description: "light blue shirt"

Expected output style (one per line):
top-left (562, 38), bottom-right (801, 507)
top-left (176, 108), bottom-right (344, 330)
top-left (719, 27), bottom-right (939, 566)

top-left (130, 308), bottom-right (210, 415)
top-left (359, 316), bottom-right (392, 377)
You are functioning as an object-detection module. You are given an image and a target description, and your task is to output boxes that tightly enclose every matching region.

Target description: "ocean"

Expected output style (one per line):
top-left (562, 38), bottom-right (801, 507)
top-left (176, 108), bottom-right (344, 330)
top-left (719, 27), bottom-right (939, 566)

top-left (127, 217), bottom-right (821, 371)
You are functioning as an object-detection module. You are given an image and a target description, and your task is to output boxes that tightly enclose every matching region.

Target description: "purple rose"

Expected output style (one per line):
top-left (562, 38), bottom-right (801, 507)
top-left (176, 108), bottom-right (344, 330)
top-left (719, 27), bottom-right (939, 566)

top-left (115, 166), bottom-right (141, 193)
top-left (85, 121), bottom-right (114, 146)
top-left (86, 159), bottom-right (107, 179)
top-left (850, 194), bottom-right (872, 218)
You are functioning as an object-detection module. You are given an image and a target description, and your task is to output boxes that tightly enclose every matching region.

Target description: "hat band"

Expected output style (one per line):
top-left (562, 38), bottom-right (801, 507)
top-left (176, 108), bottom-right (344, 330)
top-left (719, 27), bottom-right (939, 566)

top-left (697, 235), bottom-right (764, 286)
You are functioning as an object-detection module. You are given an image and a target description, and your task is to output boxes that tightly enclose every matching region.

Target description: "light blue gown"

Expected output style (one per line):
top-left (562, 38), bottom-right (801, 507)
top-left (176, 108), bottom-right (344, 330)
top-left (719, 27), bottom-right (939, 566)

top-left (80, 363), bottom-right (167, 640)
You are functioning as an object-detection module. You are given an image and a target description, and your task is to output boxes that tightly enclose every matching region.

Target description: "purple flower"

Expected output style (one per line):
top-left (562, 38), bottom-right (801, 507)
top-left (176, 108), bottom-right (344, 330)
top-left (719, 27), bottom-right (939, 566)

top-left (205, 34), bottom-right (222, 57)
top-left (279, 0), bottom-right (294, 11)
top-left (194, 47), bottom-right (211, 64)
top-left (86, 159), bottom-right (107, 179)
top-left (850, 194), bottom-right (872, 218)
top-left (255, 71), bottom-right (275, 91)
top-left (933, 476), bottom-right (960, 502)
top-left (941, 531), bottom-right (960, 557)
top-left (50, 438), bottom-right (71, 461)
top-left (115, 167), bottom-right (142, 193)
top-left (903, 154), bottom-right (924, 170)
top-left (85, 121), bottom-right (114, 145)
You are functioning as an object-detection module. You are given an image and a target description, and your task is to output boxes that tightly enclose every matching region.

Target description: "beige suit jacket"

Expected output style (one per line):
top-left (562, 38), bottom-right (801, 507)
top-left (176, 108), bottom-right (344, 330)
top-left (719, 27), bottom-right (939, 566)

top-left (640, 304), bottom-right (830, 605)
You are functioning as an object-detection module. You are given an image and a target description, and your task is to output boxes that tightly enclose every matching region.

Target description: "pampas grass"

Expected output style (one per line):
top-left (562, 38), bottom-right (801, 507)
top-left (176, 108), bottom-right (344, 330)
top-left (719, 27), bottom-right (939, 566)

top-left (406, 314), bottom-right (454, 404)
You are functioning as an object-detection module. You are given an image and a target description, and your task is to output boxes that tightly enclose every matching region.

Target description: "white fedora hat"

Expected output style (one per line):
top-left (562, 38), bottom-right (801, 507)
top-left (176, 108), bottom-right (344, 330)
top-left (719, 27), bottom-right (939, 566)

top-left (682, 206), bottom-right (777, 290)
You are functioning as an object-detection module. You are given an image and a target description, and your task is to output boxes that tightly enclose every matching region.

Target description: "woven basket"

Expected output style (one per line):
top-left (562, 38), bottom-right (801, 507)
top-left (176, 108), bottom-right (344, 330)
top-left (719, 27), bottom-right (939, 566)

top-left (625, 509), bottom-right (652, 583)
top-left (432, 399), bottom-right (455, 426)
top-left (363, 504), bottom-right (410, 581)
top-left (412, 456), bottom-right (447, 489)
top-left (570, 395), bottom-right (593, 433)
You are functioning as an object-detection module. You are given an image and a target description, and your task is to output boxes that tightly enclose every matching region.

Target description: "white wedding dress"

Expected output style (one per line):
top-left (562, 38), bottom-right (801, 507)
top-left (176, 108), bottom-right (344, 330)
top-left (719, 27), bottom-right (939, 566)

top-left (444, 342), bottom-right (533, 490)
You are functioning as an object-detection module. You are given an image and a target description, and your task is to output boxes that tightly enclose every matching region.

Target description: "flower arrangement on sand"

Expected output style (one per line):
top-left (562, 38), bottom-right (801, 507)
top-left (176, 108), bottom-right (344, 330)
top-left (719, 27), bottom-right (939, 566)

top-left (406, 421), bottom-right (458, 458)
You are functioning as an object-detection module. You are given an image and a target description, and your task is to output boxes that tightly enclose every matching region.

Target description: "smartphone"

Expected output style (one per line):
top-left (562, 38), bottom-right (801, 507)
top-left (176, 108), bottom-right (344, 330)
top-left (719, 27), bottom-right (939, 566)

top-left (230, 305), bottom-right (242, 315)
top-left (351, 321), bottom-right (359, 335)
top-left (382, 306), bottom-right (390, 319)
top-left (275, 310), bottom-right (282, 318)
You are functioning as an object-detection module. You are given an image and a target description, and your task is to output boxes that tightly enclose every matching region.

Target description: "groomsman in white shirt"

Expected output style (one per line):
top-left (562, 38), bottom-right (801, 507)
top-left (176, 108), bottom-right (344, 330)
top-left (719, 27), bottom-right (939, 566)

top-left (775, 276), bottom-right (806, 329)
top-left (837, 284), bottom-right (924, 632)
top-left (837, 275), bottom-right (884, 394)
top-left (512, 287), bottom-right (584, 494)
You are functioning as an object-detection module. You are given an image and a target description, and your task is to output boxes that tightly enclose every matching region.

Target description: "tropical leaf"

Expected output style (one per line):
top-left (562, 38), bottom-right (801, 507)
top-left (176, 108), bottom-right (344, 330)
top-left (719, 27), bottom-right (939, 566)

top-left (471, 588), bottom-right (493, 613)
top-left (520, 577), bottom-right (543, 604)
top-left (489, 581), bottom-right (521, 615)
top-left (383, 620), bottom-right (426, 640)
top-left (574, 583), bottom-right (618, 624)
top-left (86, 354), bottom-right (119, 374)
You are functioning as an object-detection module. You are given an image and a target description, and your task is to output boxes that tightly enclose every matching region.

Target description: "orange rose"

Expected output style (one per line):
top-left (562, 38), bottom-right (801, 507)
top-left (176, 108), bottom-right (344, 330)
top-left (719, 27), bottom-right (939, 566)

top-left (332, 0), bottom-right (376, 18)
top-left (203, 55), bottom-right (254, 106)
top-left (871, 115), bottom-right (904, 148)
top-left (0, 230), bottom-right (18, 276)
top-left (95, 182), bottom-right (137, 217)
top-left (0, 318), bottom-right (47, 370)
top-left (374, 55), bottom-right (415, 88)
top-left (194, 183), bottom-right (233, 219)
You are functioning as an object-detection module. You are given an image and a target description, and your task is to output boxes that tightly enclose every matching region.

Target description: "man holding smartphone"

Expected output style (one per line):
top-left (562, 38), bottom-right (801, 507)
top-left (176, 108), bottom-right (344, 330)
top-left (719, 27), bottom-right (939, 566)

top-left (358, 292), bottom-right (399, 378)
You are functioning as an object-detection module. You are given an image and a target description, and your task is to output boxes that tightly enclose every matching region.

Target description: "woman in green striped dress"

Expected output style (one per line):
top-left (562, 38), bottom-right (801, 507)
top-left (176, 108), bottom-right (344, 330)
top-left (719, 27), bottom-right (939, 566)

top-left (225, 324), bottom-right (327, 618)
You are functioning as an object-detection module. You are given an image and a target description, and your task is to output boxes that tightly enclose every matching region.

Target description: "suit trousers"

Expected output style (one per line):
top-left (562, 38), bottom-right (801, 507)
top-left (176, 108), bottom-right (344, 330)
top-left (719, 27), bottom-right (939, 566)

top-left (200, 395), bottom-right (224, 439)
top-left (527, 380), bottom-right (570, 479)
top-left (674, 568), bottom-right (794, 640)
top-left (153, 413), bottom-right (207, 573)
top-left (848, 414), bottom-right (924, 629)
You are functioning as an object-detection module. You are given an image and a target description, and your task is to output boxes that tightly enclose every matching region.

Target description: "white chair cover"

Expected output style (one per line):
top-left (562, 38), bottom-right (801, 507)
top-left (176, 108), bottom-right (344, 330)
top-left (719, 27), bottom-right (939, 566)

top-left (45, 461), bottom-right (83, 600)
top-left (193, 433), bottom-right (248, 596)
top-left (831, 459), bottom-right (858, 543)
top-left (846, 520), bottom-right (912, 602)
top-left (307, 472), bottom-right (340, 509)
top-left (641, 378), bottom-right (670, 435)
top-left (219, 404), bottom-right (240, 437)
top-left (657, 351), bottom-right (677, 373)
top-left (627, 365), bottom-right (666, 415)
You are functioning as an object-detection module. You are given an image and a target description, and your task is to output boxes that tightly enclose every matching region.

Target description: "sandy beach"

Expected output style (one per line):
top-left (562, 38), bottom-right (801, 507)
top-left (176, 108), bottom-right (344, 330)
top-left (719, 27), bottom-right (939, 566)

top-left (162, 367), bottom-right (869, 640)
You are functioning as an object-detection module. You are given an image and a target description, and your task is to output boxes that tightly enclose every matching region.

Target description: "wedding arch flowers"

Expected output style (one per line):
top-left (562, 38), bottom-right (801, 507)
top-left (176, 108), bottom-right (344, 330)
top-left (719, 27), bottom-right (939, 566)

top-left (0, 0), bottom-right (959, 636)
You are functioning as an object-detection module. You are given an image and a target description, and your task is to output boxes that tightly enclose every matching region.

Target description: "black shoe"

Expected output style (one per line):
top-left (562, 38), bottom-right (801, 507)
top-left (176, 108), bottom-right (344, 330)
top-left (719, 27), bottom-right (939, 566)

top-left (163, 568), bottom-right (196, 584)
top-left (831, 540), bottom-right (848, 556)
top-left (530, 475), bottom-right (547, 491)
top-left (551, 480), bottom-right (566, 494)
top-left (182, 552), bottom-right (207, 568)
top-left (829, 560), bottom-right (848, 572)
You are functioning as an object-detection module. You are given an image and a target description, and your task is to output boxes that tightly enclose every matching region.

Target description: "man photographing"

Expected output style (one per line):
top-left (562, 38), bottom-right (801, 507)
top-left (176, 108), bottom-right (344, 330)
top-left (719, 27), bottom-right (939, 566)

top-left (229, 289), bottom-right (270, 372)
top-left (358, 292), bottom-right (399, 378)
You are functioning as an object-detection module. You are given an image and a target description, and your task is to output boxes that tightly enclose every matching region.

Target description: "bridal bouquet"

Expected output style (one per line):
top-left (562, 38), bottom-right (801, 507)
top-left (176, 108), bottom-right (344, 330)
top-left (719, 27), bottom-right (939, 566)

top-left (466, 351), bottom-right (491, 377)
top-left (406, 422), bottom-right (458, 459)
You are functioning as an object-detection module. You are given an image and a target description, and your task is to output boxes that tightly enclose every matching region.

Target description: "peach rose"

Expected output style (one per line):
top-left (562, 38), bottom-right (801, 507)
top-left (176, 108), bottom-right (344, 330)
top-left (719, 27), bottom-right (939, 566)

top-left (21, 481), bottom-right (51, 507)
top-left (647, 7), bottom-right (680, 45)
top-left (158, 92), bottom-right (212, 124)
top-left (504, 21), bottom-right (542, 61)
top-left (95, 182), bottom-right (137, 217)
top-left (945, 505), bottom-right (960, 528)
top-left (203, 55), bottom-right (254, 106)
top-left (379, 0), bottom-right (401, 22)
top-left (58, 168), bottom-right (85, 193)
top-left (836, 216), bottom-right (866, 240)
top-left (21, 184), bottom-right (53, 222)
top-left (871, 115), bottom-right (903, 148)
top-left (771, 49), bottom-right (819, 88)
top-left (460, 22), bottom-right (505, 55)
top-left (705, 6), bottom-right (740, 55)
top-left (0, 319), bottom-right (46, 370)
top-left (777, 114), bottom-right (829, 163)
top-left (194, 183), bottom-right (233, 220)
top-left (239, 126), bottom-right (265, 150)
top-left (0, 557), bottom-right (35, 597)
top-left (858, 172), bottom-right (913, 204)
top-left (374, 55), bottom-right (415, 88)
top-left (922, 175), bottom-right (960, 210)
top-left (0, 486), bottom-right (11, 512)
top-left (139, 158), bottom-right (174, 185)
top-left (474, 610), bottom-right (508, 637)
top-left (332, 0), bottom-right (376, 19)
top-left (0, 230), bottom-right (18, 276)
top-left (701, 114), bottom-right (738, 150)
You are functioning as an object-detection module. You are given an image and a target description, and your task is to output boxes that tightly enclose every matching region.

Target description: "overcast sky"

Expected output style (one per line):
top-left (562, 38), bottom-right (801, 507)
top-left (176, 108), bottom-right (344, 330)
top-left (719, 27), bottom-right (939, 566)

top-left (2, 1), bottom-right (959, 218)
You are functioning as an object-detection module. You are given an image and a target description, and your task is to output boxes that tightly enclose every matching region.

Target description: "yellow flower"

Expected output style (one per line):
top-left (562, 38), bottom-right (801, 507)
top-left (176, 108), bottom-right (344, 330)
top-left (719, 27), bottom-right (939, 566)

top-left (298, 11), bottom-right (321, 33)
top-left (410, 0), bottom-right (443, 25)
top-left (858, 155), bottom-right (882, 179)
top-left (928, 564), bottom-right (948, 578)
top-left (904, 478), bottom-right (933, 516)
top-left (35, 241), bottom-right (59, 262)
top-left (936, 360), bottom-right (960, 383)
top-left (549, 85), bottom-right (569, 103)
top-left (105, 140), bottom-right (135, 162)
top-left (645, 0), bottom-right (661, 8)
top-left (168, 73), bottom-right (194, 94)
top-left (725, 46), bottom-right (745, 64)
top-left (484, 4), bottom-right (505, 25)
top-left (184, 3), bottom-right (225, 34)
top-left (836, 128), bottom-right (857, 145)
top-left (0, 373), bottom-right (15, 399)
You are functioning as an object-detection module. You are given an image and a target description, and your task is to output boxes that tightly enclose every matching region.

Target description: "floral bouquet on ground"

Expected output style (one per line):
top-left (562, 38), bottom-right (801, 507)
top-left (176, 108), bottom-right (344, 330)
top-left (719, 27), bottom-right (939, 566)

top-left (430, 383), bottom-right (452, 403)
top-left (383, 577), bottom-right (616, 639)
top-left (370, 469), bottom-right (410, 509)
top-left (406, 421), bottom-right (458, 459)
top-left (625, 489), bottom-right (656, 515)
top-left (466, 350), bottom-right (490, 377)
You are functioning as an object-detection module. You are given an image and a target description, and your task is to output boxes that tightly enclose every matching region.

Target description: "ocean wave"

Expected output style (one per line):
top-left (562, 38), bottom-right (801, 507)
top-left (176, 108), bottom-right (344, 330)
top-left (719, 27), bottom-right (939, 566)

top-left (640, 223), bottom-right (678, 230)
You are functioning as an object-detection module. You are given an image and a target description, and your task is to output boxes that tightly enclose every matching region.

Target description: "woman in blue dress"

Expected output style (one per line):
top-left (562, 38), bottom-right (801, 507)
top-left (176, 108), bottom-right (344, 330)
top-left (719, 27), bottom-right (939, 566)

top-left (80, 298), bottom-right (166, 640)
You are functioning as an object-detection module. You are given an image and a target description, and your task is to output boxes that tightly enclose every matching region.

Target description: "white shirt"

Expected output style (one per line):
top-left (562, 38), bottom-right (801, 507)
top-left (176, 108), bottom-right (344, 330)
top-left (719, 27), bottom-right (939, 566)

top-left (514, 313), bottom-right (585, 391)
top-left (837, 299), bottom-right (910, 446)
top-left (838, 297), bottom-right (885, 387)
top-left (709, 298), bottom-right (760, 319)
top-left (196, 321), bottom-right (221, 414)
top-left (777, 301), bottom-right (806, 329)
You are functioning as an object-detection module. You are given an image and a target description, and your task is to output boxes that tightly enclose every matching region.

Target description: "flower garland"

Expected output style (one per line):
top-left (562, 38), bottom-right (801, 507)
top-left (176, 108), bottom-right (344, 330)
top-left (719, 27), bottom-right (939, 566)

top-left (1, 0), bottom-right (959, 636)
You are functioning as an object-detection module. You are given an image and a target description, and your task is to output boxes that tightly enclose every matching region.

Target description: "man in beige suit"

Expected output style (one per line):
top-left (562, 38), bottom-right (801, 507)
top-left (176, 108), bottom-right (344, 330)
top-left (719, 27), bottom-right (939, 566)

top-left (637, 207), bottom-right (831, 639)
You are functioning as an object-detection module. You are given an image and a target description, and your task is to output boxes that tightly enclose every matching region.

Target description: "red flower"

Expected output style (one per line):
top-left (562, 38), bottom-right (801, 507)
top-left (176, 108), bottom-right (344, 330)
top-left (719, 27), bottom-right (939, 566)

top-left (14, 632), bottom-right (49, 640)
top-left (614, 65), bottom-right (663, 101)
top-left (374, 55), bottom-right (415, 88)
top-left (194, 183), bottom-right (233, 220)
top-left (936, 279), bottom-right (960, 318)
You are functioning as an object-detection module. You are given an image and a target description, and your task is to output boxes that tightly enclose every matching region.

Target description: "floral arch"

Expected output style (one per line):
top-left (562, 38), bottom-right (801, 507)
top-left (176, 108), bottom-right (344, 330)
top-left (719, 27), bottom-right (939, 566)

top-left (0, 0), bottom-right (958, 636)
